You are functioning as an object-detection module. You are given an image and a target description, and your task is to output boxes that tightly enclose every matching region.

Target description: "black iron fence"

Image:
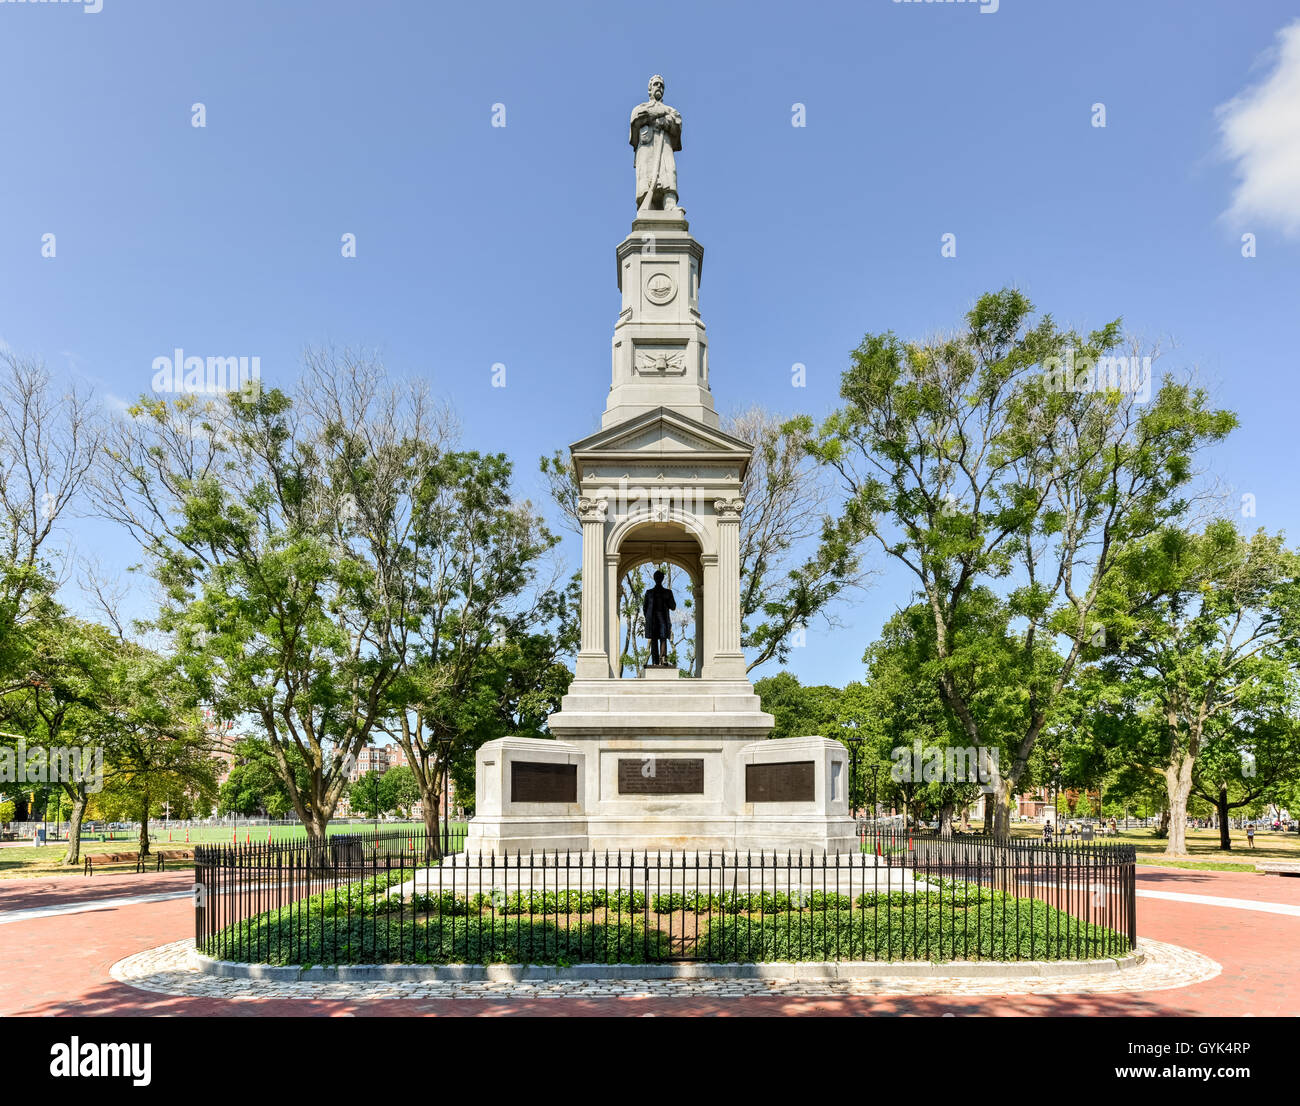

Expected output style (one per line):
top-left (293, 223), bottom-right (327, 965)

top-left (193, 826), bottom-right (1136, 966)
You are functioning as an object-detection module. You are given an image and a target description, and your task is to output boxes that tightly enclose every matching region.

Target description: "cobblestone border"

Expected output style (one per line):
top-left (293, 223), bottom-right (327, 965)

top-left (110, 938), bottom-right (1219, 999)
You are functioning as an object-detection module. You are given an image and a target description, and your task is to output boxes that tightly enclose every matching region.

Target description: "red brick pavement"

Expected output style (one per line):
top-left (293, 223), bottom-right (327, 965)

top-left (0, 866), bottom-right (1295, 1017)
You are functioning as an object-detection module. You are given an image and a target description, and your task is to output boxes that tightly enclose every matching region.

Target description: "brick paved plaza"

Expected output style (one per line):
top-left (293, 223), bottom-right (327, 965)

top-left (2, 865), bottom-right (1294, 1017)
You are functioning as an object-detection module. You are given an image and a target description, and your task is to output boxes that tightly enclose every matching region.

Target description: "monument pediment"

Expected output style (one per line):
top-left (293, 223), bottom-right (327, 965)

top-left (572, 407), bottom-right (751, 474)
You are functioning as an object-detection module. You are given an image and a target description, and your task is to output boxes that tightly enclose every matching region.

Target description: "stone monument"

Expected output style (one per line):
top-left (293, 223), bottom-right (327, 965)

top-left (466, 77), bottom-right (856, 855)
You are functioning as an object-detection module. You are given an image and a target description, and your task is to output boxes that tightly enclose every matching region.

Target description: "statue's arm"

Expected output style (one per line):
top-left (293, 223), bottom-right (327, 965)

top-left (662, 108), bottom-right (682, 150)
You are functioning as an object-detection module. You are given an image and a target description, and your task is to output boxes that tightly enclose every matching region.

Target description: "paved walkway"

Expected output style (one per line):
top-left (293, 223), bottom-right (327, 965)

top-left (0, 865), bottom-right (1294, 1015)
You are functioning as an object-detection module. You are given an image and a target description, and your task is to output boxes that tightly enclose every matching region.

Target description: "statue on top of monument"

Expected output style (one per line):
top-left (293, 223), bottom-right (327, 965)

top-left (630, 74), bottom-right (682, 214)
top-left (642, 569), bottom-right (677, 667)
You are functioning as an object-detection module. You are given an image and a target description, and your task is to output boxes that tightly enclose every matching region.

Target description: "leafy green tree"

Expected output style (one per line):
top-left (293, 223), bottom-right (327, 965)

top-left (349, 770), bottom-right (387, 819)
top-left (807, 289), bottom-right (1236, 834)
top-left (2, 616), bottom-right (119, 864)
top-left (379, 765), bottom-right (419, 817)
top-left (95, 354), bottom-right (446, 836)
top-left (90, 640), bottom-right (217, 856)
top-left (753, 671), bottom-right (844, 740)
top-left (218, 737), bottom-right (305, 817)
top-left (380, 445), bottom-right (570, 858)
top-left (1098, 523), bottom-right (1300, 854)
top-left (1192, 707), bottom-right (1300, 849)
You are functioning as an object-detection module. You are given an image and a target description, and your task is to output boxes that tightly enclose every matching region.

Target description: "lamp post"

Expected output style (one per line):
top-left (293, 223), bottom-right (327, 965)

top-left (843, 723), bottom-right (862, 817)
top-left (1051, 762), bottom-right (1061, 842)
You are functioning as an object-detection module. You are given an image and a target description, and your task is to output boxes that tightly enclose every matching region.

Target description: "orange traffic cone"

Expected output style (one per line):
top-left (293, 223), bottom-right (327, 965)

top-left (185, 828), bottom-right (190, 843)
top-left (267, 830), bottom-right (272, 844)
top-left (232, 830), bottom-right (237, 844)
top-left (245, 830), bottom-right (250, 844)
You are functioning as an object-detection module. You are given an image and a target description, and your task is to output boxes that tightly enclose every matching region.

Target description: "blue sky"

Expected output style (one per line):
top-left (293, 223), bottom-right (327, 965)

top-left (2, 0), bottom-right (1298, 690)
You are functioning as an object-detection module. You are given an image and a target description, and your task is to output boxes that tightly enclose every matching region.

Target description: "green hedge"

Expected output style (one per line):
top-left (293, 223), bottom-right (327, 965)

top-left (698, 895), bottom-right (1122, 962)
top-left (204, 876), bottom-right (1125, 965)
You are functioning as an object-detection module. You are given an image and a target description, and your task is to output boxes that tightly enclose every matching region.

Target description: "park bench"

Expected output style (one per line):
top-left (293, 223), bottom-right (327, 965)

top-left (1256, 861), bottom-right (1300, 877)
top-left (82, 849), bottom-right (194, 876)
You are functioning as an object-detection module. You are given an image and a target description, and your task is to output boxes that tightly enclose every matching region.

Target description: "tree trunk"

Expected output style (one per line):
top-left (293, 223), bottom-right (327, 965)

top-left (1163, 755), bottom-right (1194, 856)
top-left (417, 761), bottom-right (444, 863)
top-left (421, 787), bottom-right (443, 863)
top-left (1216, 787), bottom-right (1232, 851)
top-left (986, 778), bottom-right (1015, 839)
top-left (138, 795), bottom-right (151, 857)
top-left (61, 792), bottom-right (87, 866)
top-left (938, 803), bottom-right (954, 837)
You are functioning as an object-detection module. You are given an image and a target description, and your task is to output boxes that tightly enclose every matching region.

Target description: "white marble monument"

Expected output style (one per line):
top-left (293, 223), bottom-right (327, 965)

top-left (465, 77), bottom-right (855, 856)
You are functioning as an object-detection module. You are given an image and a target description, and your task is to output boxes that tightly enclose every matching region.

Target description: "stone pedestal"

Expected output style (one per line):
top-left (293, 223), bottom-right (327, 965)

top-left (464, 680), bottom-right (857, 856)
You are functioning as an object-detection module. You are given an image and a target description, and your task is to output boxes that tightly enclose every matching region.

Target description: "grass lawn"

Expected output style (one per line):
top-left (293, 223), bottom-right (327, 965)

top-left (1005, 824), bottom-right (1300, 871)
top-left (0, 821), bottom-right (468, 879)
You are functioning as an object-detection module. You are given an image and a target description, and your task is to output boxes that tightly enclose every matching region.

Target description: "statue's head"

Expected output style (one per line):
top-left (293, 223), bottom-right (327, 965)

top-left (648, 74), bottom-right (664, 101)
top-left (653, 569), bottom-right (665, 585)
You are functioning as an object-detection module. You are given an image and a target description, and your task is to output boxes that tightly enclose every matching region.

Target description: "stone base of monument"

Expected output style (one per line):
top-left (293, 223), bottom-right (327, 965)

top-left (463, 681), bottom-right (859, 856)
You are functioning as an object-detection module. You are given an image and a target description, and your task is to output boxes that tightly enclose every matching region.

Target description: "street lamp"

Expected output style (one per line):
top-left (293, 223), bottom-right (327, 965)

top-left (843, 723), bottom-right (863, 817)
top-left (1051, 762), bottom-right (1062, 842)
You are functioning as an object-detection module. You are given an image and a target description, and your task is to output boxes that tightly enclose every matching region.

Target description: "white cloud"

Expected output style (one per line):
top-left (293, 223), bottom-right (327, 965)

top-left (1217, 19), bottom-right (1300, 238)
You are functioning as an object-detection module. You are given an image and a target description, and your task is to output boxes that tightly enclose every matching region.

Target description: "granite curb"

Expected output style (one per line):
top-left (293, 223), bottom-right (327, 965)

top-left (192, 948), bottom-right (1143, 983)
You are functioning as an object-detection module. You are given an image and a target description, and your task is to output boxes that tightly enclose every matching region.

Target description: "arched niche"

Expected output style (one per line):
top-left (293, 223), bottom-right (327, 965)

top-left (609, 517), bottom-right (704, 678)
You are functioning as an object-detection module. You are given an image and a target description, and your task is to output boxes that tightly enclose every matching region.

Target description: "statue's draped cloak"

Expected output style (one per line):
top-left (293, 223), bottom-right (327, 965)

top-left (630, 100), bottom-right (682, 204)
top-left (642, 584), bottom-right (677, 640)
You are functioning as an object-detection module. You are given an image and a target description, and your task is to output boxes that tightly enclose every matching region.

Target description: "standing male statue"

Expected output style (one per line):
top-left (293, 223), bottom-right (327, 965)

top-left (642, 569), bottom-right (677, 667)
top-left (630, 74), bottom-right (682, 213)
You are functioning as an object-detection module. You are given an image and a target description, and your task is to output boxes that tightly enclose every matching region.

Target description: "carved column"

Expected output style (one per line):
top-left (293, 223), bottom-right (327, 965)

top-left (575, 497), bottom-right (611, 679)
top-left (712, 497), bottom-right (746, 678)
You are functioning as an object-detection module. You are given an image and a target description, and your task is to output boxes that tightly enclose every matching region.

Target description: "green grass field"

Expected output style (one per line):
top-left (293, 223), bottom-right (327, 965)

top-left (1006, 824), bottom-right (1300, 870)
top-left (0, 821), bottom-right (467, 879)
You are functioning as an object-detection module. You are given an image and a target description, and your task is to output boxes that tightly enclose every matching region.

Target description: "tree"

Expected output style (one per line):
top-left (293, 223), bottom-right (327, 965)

top-left (94, 352), bottom-right (444, 837)
top-left (808, 289), bottom-right (1236, 835)
top-left (2, 616), bottom-right (116, 865)
top-left (91, 641), bottom-right (217, 856)
top-left (379, 765), bottom-right (420, 818)
top-left (753, 671), bottom-right (844, 740)
top-left (380, 446), bottom-right (570, 858)
top-left (1192, 708), bottom-right (1300, 849)
top-left (1098, 522), bottom-right (1300, 855)
top-left (349, 770), bottom-right (387, 819)
top-left (218, 738), bottom-right (302, 818)
top-left (860, 605), bottom-right (1012, 833)
top-left (0, 352), bottom-right (100, 724)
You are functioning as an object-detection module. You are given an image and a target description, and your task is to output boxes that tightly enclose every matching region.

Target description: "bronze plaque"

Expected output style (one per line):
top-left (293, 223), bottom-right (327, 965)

top-left (618, 757), bottom-right (705, 795)
top-left (511, 761), bottom-right (577, 803)
top-left (746, 760), bottom-right (816, 803)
